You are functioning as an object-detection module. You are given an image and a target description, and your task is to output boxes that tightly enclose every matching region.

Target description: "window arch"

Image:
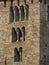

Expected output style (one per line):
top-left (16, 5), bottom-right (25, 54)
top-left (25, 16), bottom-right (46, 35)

top-left (14, 47), bottom-right (22, 62)
top-left (17, 28), bottom-right (22, 41)
top-left (12, 28), bottom-right (17, 42)
top-left (20, 5), bottom-right (25, 21)
top-left (9, 6), bottom-right (14, 23)
top-left (26, 4), bottom-right (29, 20)
top-left (21, 26), bottom-right (25, 41)
top-left (14, 48), bottom-right (20, 62)
top-left (15, 6), bottom-right (19, 21)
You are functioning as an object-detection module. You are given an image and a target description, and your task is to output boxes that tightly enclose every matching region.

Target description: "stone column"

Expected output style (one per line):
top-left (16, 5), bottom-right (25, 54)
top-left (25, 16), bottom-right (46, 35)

top-left (21, 27), bottom-right (25, 41)
top-left (17, 31), bottom-right (20, 42)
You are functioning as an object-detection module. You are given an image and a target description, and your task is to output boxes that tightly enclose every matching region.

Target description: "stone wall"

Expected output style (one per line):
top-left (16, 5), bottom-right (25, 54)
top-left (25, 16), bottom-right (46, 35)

top-left (0, 0), bottom-right (40, 65)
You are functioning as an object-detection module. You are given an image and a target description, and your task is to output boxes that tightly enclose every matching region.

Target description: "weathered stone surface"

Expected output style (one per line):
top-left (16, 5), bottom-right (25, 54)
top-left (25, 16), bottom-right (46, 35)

top-left (0, 0), bottom-right (40, 65)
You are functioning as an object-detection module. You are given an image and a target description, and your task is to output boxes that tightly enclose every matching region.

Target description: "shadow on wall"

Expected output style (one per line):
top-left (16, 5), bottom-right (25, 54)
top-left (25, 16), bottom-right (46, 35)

top-left (40, 18), bottom-right (47, 65)
top-left (40, 2), bottom-right (49, 65)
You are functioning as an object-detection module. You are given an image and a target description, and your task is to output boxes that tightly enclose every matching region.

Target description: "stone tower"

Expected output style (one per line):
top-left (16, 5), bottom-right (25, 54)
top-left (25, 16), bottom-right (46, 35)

top-left (0, 0), bottom-right (40, 65)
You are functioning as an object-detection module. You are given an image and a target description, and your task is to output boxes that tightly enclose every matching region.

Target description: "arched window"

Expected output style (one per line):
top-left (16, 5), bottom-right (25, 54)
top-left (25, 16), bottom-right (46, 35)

top-left (20, 5), bottom-right (25, 21)
top-left (21, 26), bottom-right (25, 41)
top-left (19, 29), bottom-right (22, 41)
top-left (14, 47), bottom-right (22, 62)
top-left (12, 28), bottom-right (17, 42)
top-left (9, 6), bottom-right (14, 23)
top-left (15, 6), bottom-right (19, 21)
top-left (17, 28), bottom-right (22, 41)
top-left (4, 0), bottom-right (6, 8)
top-left (14, 48), bottom-right (20, 62)
top-left (17, 28), bottom-right (20, 42)
top-left (26, 4), bottom-right (29, 20)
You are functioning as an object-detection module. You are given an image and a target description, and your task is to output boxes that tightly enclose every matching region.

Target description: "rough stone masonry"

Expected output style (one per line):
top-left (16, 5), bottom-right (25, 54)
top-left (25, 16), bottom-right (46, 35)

top-left (0, 0), bottom-right (41, 65)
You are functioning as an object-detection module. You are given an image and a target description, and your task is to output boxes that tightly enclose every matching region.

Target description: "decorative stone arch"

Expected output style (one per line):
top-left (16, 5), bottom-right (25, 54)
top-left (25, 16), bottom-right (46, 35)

top-left (15, 6), bottom-right (19, 21)
top-left (9, 6), bottom-right (14, 23)
top-left (20, 5), bottom-right (25, 21)
top-left (21, 26), bottom-right (25, 41)
top-left (12, 28), bottom-right (17, 42)
top-left (14, 48), bottom-right (20, 62)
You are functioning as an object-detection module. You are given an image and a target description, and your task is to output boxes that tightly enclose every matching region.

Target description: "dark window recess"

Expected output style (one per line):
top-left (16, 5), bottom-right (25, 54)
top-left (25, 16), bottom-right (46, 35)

top-left (4, 0), bottom-right (6, 8)
top-left (20, 6), bottom-right (25, 21)
top-left (9, 6), bottom-right (14, 22)
top-left (39, 0), bottom-right (42, 3)
top-left (44, 0), bottom-right (46, 4)
top-left (21, 26), bottom-right (25, 41)
top-left (31, 0), bottom-right (33, 3)
top-left (17, 0), bottom-right (20, 5)
top-left (12, 28), bottom-right (17, 42)
top-left (11, 0), bottom-right (13, 6)
top-left (17, 28), bottom-right (22, 41)
top-left (19, 30), bottom-right (22, 41)
top-left (48, 6), bottom-right (49, 21)
top-left (14, 47), bottom-right (22, 62)
top-left (19, 47), bottom-right (22, 61)
top-left (15, 6), bottom-right (19, 21)
top-left (24, 0), bottom-right (26, 4)
top-left (26, 4), bottom-right (29, 20)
